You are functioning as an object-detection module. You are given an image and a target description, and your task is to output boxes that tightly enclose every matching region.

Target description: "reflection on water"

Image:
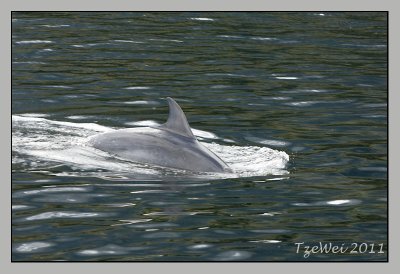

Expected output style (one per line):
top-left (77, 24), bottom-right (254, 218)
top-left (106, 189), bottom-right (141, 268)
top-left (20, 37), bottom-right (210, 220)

top-left (12, 12), bottom-right (387, 261)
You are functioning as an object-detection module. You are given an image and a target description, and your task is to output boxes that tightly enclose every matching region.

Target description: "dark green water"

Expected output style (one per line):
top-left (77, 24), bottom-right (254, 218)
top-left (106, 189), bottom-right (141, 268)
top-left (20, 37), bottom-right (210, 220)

top-left (12, 12), bottom-right (387, 261)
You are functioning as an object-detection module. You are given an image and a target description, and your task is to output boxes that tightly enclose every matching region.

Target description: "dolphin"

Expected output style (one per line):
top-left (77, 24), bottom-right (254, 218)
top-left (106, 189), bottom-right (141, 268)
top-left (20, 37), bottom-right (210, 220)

top-left (90, 97), bottom-right (232, 173)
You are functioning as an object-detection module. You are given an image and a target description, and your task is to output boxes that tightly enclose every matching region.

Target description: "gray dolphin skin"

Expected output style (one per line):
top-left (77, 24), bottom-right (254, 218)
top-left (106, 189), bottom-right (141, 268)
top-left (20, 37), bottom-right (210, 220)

top-left (90, 97), bottom-right (232, 173)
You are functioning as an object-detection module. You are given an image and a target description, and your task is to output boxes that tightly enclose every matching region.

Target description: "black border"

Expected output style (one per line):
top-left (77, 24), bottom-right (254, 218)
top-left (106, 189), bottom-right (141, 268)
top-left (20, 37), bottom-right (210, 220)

top-left (11, 11), bottom-right (389, 263)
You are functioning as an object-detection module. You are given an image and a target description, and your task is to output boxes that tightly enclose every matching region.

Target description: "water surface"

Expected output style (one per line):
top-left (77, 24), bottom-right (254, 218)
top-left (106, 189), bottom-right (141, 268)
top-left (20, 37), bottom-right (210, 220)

top-left (12, 12), bottom-right (387, 261)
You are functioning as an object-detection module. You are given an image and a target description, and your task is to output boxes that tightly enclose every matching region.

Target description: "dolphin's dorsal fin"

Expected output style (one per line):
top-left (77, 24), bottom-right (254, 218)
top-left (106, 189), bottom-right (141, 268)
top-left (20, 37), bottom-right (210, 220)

top-left (159, 97), bottom-right (195, 139)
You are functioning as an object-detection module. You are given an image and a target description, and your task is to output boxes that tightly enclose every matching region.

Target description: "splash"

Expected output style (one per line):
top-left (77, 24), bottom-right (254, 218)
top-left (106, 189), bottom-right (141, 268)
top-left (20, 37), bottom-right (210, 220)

top-left (12, 115), bottom-right (289, 180)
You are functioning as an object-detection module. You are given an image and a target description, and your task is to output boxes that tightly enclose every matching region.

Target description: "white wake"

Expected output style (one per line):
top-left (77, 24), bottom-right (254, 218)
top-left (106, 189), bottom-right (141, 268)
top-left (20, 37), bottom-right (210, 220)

top-left (12, 114), bottom-right (289, 180)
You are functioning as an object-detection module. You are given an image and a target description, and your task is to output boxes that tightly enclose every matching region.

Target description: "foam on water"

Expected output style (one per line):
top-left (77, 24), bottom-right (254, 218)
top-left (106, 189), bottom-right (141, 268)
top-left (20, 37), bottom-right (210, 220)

top-left (12, 115), bottom-right (289, 180)
top-left (125, 120), bottom-right (160, 127)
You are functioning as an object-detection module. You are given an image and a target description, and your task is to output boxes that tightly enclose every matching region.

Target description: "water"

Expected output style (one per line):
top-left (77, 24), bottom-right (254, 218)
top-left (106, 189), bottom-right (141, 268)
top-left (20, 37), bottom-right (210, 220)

top-left (12, 12), bottom-right (387, 261)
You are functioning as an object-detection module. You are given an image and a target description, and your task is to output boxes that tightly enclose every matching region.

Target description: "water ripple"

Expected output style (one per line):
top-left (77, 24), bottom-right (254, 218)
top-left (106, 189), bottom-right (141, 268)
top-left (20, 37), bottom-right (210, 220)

top-left (284, 101), bottom-right (320, 107)
top-left (189, 17), bottom-right (215, 21)
top-left (77, 244), bottom-right (148, 256)
top-left (188, 244), bottom-right (213, 249)
top-left (142, 232), bottom-right (180, 238)
top-left (251, 37), bottom-right (278, 41)
top-left (40, 24), bottom-right (70, 28)
top-left (245, 136), bottom-right (291, 147)
top-left (292, 199), bottom-right (362, 207)
top-left (25, 211), bottom-right (103, 221)
top-left (250, 229), bottom-right (291, 234)
top-left (274, 76), bottom-right (298, 80)
top-left (249, 240), bottom-right (281, 244)
top-left (358, 167), bottom-right (387, 172)
top-left (15, 187), bottom-right (89, 197)
top-left (213, 250), bottom-right (253, 261)
top-left (12, 205), bottom-right (32, 211)
top-left (14, 242), bottom-right (54, 253)
top-left (123, 86), bottom-right (151, 90)
top-left (122, 100), bottom-right (159, 105)
top-left (16, 40), bottom-right (53, 44)
top-left (113, 39), bottom-right (145, 44)
top-left (111, 219), bottom-right (152, 226)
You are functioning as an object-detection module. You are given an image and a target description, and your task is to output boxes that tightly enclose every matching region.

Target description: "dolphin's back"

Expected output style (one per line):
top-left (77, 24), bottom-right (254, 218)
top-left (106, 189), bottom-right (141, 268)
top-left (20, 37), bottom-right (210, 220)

top-left (90, 97), bottom-right (232, 173)
top-left (91, 128), bottom-right (231, 173)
